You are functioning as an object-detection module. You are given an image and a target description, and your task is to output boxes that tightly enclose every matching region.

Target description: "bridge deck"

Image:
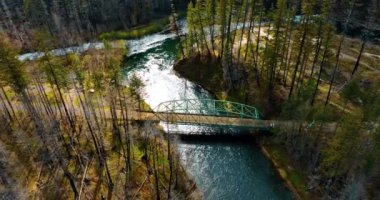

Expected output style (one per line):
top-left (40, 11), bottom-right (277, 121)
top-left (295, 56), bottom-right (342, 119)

top-left (128, 111), bottom-right (336, 132)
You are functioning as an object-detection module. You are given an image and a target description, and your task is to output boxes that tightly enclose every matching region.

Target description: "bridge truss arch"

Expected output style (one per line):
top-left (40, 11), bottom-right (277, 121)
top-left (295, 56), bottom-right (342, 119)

top-left (154, 99), bottom-right (260, 119)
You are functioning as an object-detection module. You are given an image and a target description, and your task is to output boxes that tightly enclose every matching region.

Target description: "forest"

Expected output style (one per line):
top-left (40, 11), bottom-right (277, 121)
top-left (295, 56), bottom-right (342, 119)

top-left (0, 0), bottom-right (379, 199)
top-left (0, 0), bottom-right (189, 50)
top-left (177, 0), bottom-right (380, 199)
top-left (0, 31), bottom-right (202, 198)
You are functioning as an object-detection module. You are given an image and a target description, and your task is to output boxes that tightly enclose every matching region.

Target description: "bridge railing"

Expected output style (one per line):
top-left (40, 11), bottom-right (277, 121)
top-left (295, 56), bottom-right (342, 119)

top-left (154, 99), bottom-right (260, 119)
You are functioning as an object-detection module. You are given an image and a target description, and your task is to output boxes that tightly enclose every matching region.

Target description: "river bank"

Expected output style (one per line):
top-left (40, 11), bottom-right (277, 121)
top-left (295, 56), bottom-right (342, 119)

top-left (173, 56), bottom-right (284, 118)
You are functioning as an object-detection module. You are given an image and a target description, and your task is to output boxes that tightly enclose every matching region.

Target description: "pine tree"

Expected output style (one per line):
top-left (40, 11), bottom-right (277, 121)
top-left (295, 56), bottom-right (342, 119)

top-left (309, 0), bottom-right (331, 78)
top-left (236, 0), bottom-right (249, 63)
top-left (266, 0), bottom-right (287, 100)
top-left (243, 0), bottom-right (257, 62)
top-left (170, 0), bottom-right (185, 57)
top-left (325, 0), bottom-right (356, 106)
top-left (185, 12), bottom-right (197, 56)
top-left (254, 7), bottom-right (264, 87)
top-left (322, 114), bottom-right (364, 177)
top-left (311, 24), bottom-right (335, 105)
top-left (206, 0), bottom-right (217, 56)
top-left (217, 0), bottom-right (228, 59)
top-left (280, 4), bottom-right (296, 86)
top-left (223, 0), bottom-right (235, 91)
top-left (195, 0), bottom-right (211, 55)
top-left (351, 3), bottom-right (375, 78)
top-left (288, 0), bottom-right (314, 99)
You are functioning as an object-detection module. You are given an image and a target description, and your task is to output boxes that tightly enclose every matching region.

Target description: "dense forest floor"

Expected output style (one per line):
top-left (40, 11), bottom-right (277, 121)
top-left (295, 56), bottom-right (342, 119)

top-left (176, 29), bottom-right (380, 117)
top-left (0, 40), bottom-right (200, 199)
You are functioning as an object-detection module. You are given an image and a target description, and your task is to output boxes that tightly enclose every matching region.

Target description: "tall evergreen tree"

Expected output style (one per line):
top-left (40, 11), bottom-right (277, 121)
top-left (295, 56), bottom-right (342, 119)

top-left (288, 0), bottom-right (314, 99)
top-left (325, 0), bottom-right (356, 106)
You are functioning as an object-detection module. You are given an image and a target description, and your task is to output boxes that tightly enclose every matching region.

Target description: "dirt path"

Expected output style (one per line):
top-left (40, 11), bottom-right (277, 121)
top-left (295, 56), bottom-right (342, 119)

top-left (339, 52), bottom-right (380, 73)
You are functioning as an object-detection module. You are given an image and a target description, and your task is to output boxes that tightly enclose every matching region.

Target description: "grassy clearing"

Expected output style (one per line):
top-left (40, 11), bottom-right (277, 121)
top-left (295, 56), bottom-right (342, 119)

top-left (99, 12), bottom-right (186, 40)
top-left (99, 18), bottom-right (170, 40)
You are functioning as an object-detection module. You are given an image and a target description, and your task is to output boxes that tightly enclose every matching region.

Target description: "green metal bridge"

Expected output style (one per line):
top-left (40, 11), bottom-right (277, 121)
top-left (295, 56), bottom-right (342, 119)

top-left (129, 99), bottom-right (336, 132)
top-left (155, 99), bottom-right (260, 119)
